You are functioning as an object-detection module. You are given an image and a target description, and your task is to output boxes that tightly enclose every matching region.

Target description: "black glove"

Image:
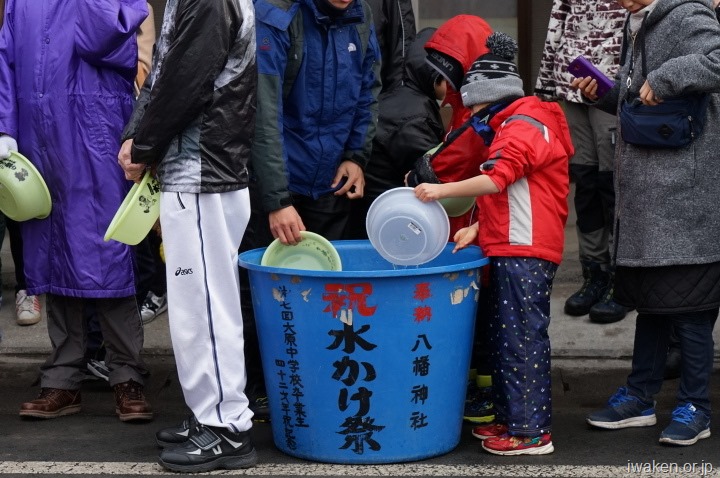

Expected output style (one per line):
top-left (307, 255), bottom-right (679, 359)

top-left (406, 152), bottom-right (441, 187)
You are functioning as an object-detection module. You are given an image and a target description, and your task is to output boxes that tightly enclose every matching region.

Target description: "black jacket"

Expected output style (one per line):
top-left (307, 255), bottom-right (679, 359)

top-left (364, 27), bottom-right (444, 200)
top-left (367, 0), bottom-right (416, 92)
top-left (123, 0), bottom-right (256, 193)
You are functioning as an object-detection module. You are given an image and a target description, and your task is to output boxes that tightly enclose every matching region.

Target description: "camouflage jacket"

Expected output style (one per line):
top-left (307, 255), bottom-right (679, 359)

top-left (534, 0), bottom-right (626, 103)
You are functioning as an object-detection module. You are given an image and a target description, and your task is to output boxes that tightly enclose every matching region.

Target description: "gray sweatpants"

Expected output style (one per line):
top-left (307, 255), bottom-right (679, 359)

top-left (41, 295), bottom-right (146, 389)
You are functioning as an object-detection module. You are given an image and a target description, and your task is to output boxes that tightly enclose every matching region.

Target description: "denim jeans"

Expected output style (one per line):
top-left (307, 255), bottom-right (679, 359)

top-left (627, 308), bottom-right (717, 415)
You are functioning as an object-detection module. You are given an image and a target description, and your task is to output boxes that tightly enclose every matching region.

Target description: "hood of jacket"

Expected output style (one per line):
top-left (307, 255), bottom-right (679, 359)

top-left (645, 0), bottom-right (713, 28)
top-left (424, 15), bottom-right (493, 125)
top-left (404, 27), bottom-right (438, 99)
top-left (424, 14), bottom-right (493, 74)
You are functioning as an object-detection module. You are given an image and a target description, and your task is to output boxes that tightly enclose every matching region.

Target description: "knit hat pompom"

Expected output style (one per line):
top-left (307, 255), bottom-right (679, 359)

top-left (486, 31), bottom-right (518, 61)
top-left (460, 31), bottom-right (524, 108)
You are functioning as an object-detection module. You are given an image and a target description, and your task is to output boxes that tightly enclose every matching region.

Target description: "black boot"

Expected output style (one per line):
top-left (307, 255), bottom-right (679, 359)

top-left (589, 268), bottom-right (629, 324)
top-left (564, 261), bottom-right (608, 316)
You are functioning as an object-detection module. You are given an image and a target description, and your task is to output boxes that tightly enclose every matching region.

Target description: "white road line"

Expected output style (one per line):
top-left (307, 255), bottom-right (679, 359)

top-left (3, 462), bottom-right (712, 477)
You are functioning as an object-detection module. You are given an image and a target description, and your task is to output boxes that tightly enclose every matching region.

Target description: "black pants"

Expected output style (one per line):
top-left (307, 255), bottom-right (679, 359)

top-left (134, 229), bottom-right (166, 305)
top-left (0, 215), bottom-right (27, 292)
top-left (627, 309), bottom-right (717, 416)
top-left (571, 164), bottom-right (615, 265)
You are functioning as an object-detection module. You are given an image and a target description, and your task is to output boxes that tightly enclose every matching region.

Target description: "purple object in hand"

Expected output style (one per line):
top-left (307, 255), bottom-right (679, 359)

top-left (567, 56), bottom-right (614, 98)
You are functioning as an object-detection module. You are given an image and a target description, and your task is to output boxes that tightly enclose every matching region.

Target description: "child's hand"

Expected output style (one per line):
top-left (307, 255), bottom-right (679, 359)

top-left (570, 76), bottom-right (598, 102)
top-left (414, 183), bottom-right (444, 202)
top-left (452, 223), bottom-right (479, 253)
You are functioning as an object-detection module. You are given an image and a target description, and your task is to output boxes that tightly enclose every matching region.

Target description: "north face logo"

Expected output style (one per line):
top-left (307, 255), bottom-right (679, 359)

top-left (348, 43), bottom-right (357, 52)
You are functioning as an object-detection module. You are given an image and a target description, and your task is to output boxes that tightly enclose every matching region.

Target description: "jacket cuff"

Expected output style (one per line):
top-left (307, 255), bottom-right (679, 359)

top-left (343, 152), bottom-right (368, 170)
top-left (406, 153), bottom-right (440, 187)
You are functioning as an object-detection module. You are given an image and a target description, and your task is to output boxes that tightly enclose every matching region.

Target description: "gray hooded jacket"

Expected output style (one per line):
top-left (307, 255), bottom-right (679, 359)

top-left (594, 0), bottom-right (720, 268)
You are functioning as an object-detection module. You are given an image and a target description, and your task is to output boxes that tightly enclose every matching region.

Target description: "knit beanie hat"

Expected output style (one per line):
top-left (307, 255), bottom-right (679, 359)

top-left (425, 49), bottom-right (464, 91)
top-left (460, 32), bottom-right (524, 108)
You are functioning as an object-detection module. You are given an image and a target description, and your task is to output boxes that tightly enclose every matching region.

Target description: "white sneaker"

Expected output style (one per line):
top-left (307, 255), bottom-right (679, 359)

top-left (16, 290), bottom-right (41, 326)
top-left (140, 291), bottom-right (167, 325)
top-left (86, 359), bottom-right (110, 382)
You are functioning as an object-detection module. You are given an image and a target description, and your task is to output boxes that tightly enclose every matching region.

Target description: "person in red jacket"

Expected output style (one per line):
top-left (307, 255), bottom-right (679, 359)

top-left (414, 33), bottom-right (573, 456)
top-left (405, 14), bottom-right (493, 237)
top-left (404, 14), bottom-right (497, 425)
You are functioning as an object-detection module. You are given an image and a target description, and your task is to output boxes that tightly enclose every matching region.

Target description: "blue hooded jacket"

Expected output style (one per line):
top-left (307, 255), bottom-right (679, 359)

top-left (252, 0), bottom-right (381, 212)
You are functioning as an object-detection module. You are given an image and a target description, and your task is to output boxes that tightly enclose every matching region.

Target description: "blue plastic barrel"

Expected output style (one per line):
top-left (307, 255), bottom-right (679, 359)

top-left (239, 240), bottom-right (489, 464)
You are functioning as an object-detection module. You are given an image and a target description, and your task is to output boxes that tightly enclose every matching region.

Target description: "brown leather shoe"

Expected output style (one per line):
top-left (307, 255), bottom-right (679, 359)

top-left (114, 379), bottom-right (153, 422)
top-left (19, 388), bottom-right (81, 418)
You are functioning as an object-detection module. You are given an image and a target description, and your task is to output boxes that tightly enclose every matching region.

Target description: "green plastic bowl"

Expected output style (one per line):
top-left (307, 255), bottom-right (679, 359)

top-left (0, 151), bottom-right (52, 221)
top-left (261, 231), bottom-right (342, 271)
top-left (438, 196), bottom-right (475, 217)
top-left (104, 171), bottom-right (160, 245)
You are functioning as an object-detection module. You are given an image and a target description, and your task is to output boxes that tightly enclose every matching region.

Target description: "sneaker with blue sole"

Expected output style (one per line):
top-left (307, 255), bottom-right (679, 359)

top-left (587, 386), bottom-right (657, 429)
top-left (659, 403), bottom-right (711, 446)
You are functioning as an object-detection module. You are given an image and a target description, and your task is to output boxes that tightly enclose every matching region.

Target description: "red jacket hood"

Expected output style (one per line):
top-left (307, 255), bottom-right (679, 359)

top-left (424, 15), bottom-right (494, 74)
top-left (425, 15), bottom-right (494, 130)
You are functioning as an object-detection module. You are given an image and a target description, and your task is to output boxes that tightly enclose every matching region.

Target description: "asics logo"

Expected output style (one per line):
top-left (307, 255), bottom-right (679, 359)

top-left (222, 434), bottom-right (244, 449)
top-left (175, 267), bottom-right (193, 276)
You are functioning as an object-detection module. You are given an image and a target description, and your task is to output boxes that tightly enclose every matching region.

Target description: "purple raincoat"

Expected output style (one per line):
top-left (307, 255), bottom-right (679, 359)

top-left (0, 0), bottom-right (148, 298)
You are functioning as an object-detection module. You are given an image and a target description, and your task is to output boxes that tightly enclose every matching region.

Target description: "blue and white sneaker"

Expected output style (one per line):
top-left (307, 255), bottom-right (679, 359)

top-left (659, 403), bottom-right (711, 446)
top-left (586, 386), bottom-right (656, 429)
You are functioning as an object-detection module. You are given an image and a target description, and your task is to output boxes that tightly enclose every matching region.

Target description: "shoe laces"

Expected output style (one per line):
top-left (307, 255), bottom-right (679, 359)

top-left (37, 388), bottom-right (77, 402)
top-left (600, 282), bottom-right (616, 303)
top-left (38, 388), bottom-right (63, 399)
top-left (116, 380), bottom-right (145, 402)
top-left (16, 291), bottom-right (40, 314)
top-left (671, 404), bottom-right (699, 425)
top-left (607, 387), bottom-right (634, 408)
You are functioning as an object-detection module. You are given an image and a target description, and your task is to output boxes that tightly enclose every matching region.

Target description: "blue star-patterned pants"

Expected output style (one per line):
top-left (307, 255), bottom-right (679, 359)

top-left (488, 256), bottom-right (557, 436)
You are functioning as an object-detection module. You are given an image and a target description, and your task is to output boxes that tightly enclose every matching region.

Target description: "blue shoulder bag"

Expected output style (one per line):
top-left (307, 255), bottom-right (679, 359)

top-left (618, 15), bottom-right (709, 149)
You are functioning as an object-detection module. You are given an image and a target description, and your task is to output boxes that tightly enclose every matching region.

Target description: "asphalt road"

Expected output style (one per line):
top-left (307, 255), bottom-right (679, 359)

top-left (1, 356), bottom-right (719, 478)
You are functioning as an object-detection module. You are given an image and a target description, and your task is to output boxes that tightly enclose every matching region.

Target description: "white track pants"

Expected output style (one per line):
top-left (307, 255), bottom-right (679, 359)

top-left (160, 189), bottom-right (253, 432)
